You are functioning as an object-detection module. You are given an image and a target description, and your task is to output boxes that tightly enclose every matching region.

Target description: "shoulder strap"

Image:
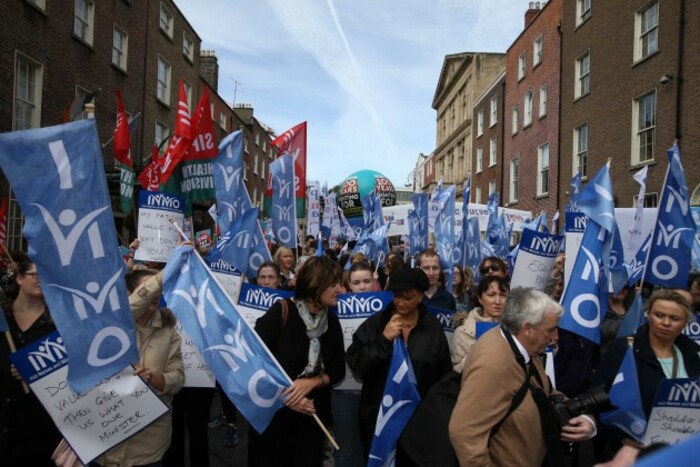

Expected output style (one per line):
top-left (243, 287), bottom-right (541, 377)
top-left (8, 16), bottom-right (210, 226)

top-left (279, 298), bottom-right (289, 330)
top-left (490, 374), bottom-right (530, 438)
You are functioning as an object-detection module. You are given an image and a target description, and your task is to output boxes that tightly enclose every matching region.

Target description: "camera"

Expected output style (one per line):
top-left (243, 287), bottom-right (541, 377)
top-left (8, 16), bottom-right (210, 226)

top-left (550, 386), bottom-right (613, 428)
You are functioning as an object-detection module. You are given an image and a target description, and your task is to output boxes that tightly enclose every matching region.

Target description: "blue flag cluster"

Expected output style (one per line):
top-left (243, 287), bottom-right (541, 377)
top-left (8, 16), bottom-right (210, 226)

top-left (368, 339), bottom-right (421, 467)
top-left (0, 120), bottom-right (139, 394)
top-left (270, 154), bottom-right (297, 248)
top-left (434, 185), bottom-right (456, 293)
top-left (162, 245), bottom-right (291, 433)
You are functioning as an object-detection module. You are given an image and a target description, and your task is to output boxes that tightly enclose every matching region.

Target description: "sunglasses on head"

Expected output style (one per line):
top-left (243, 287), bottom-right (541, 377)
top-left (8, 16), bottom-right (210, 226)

top-left (480, 264), bottom-right (502, 274)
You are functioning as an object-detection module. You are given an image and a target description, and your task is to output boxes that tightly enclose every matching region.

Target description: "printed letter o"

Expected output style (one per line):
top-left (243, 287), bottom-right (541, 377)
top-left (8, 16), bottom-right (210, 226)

top-left (87, 326), bottom-right (131, 367)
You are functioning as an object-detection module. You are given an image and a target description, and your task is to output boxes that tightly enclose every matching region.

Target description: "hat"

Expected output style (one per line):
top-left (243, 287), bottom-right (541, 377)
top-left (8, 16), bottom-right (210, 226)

top-left (196, 233), bottom-right (212, 248)
top-left (388, 268), bottom-right (430, 293)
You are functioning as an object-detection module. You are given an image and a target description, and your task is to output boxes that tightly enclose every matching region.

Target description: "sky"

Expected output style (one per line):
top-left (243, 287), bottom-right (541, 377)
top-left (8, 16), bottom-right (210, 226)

top-left (176, 0), bottom-right (524, 189)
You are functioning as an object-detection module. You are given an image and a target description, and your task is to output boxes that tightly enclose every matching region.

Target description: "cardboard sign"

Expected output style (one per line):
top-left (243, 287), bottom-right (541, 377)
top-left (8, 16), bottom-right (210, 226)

top-left (177, 324), bottom-right (215, 388)
top-left (135, 191), bottom-right (184, 262)
top-left (236, 282), bottom-right (294, 328)
top-left (9, 332), bottom-right (169, 465)
top-left (644, 378), bottom-right (700, 445)
top-left (208, 257), bottom-right (244, 302)
top-left (511, 229), bottom-right (564, 290)
top-left (330, 291), bottom-right (393, 391)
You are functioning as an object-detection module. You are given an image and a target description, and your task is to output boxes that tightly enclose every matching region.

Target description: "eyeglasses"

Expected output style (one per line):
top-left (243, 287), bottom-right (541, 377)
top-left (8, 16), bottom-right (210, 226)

top-left (24, 272), bottom-right (39, 278)
top-left (480, 264), bottom-right (502, 274)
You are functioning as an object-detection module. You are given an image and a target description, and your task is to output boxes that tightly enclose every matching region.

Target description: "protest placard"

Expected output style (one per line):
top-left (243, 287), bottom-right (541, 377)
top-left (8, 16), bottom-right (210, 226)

top-left (236, 282), bottom-right (294, 329)
top-left (683, 320), bottom-right (700, 346)
top-left (208, 257), bottom-right (244, 303)
top-left (511, 229), bottom-right (564, 290)
top-left (644, 378), bottom-right (700, 445)
top-left (9, 332), bottom-right (169, 465)
top-left (135, 191), bottom-right (184, 262)
top-left (330, 291), bottom-right (393, 391)
top-left (565, 212), bottom-right (587, 285)
top-left (177, 324), bottom-right (215, 388)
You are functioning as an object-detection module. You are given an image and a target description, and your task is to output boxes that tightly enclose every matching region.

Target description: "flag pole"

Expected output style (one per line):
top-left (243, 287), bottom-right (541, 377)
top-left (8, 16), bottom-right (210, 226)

top-left (168, 220), bottom-right (339, 450)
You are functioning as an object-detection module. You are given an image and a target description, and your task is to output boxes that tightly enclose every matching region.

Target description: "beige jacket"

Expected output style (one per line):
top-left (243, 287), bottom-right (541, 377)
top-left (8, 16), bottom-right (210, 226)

top-left (450, 308), bottom-right (499, 373)
top-left (95, 273), bottom-right (184, 466)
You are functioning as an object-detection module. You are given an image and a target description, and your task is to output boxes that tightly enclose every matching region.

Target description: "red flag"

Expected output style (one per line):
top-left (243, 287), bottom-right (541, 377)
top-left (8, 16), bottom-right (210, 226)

top-left (0, 198), bottom-right (7, 246)
top-left (159, 79), bottom-right (193, 185)
top-left (267, 122), bottom-right (307, 214)
top-left (114, 90), bottom-right (132, 167)
top-left (139, 145), bottom-right (161, 192)
top-left (184, 89), bottom-right (217, 161)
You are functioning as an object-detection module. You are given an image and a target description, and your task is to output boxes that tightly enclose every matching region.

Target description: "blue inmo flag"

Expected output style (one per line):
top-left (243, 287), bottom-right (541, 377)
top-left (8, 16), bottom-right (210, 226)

top-left (600, 344), bottom-right (647, 443)
top-left (207, 207), bottom-right (260, 275)
top-left (368, 339), bottom-right (421, 467)
top-left (270, 154), bottom-right (296, 248)
top-left (0, 119), bottom-right (138, 394)
top-left (163, 245), bottom-right (291, 433)
top-left (434, 185), bottom-right (456, 293)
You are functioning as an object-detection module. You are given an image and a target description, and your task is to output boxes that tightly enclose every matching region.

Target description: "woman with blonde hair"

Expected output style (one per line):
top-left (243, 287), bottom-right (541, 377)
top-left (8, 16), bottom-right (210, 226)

top-left (274, 246), bottom-right (297, 290)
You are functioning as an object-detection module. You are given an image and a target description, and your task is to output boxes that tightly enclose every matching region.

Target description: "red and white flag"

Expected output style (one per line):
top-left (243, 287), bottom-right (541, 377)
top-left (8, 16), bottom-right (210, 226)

top-left (113, 89), bottom-right (132, 167)
top-left (267, 122), bottom-right (307, 215)
top-left (139, 145), bottom-right (161, 192)
top-left (159, 79), bottom-right (193, 185)
top-left (0, 198), bottom-right (7, 246)
top-left (184, 88), bottom-right (217, 161)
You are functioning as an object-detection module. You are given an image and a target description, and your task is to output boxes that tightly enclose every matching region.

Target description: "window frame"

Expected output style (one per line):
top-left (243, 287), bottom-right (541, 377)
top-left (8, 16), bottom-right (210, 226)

top-left (537, 143), bottom-right (550, 196)
top-left (13, 51), bottom-right (43, 131)
top-left (112, 25), bottom-right (129, 71)
top-left (159, 2), bottom-right (174, 39)
top-left (523, 91), bottom-right (533, 127)
top-left (489, 137), bottom-right (497, 167)
top-left (490, 95), bottom-right (498, 127)
top-left (477, 109), bottom-right (484, 137)
top-left (156, 55), bottom-right (171, 105)
top-left (488, 180), bottom-right (496, 197)
top-left (475, 186), bottom-right (482, 205)
top-left (539, 85), bottom-right (548, 118)
top-left (510, 158), bottom-right (519, 203)
top-left (154, 119), bottom-right (169, 147)
top-left (533, 35), bottom-right (543, 67)
top-left (576, 0), bottom-right (592, 27)
top-left (575, 50), bottom-right (591, 99)
top-left (476, 146), bottom-right (483, 173)
top-left (518, 52), bottom-right (526, 81)
top-left (512, 107), bottom-right (519, 135)
top-left (634, 1), bottom-right (659, 62)
top-left (182, 30), bottom-right (195, 62)
top-left (632, 90), bottom-right (656, 165)
top-left (74, 0), bottom-right (95, 45)
top-left (574, 123), bottom-right (589, 179)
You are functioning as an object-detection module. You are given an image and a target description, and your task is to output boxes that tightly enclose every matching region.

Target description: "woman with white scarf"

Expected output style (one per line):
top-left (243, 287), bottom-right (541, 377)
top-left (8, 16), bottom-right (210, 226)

top-left (249, 256), bottom-right (346, 467)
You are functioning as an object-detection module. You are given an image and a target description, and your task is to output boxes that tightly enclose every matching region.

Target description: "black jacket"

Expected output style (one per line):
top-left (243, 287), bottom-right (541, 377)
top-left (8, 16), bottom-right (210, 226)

top-left (346, 303), bottom-right (452, 452)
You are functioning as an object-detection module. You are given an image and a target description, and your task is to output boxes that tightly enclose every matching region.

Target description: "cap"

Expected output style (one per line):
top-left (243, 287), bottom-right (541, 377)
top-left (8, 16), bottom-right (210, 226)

top-left (388, 268), bottom-right (430, 293)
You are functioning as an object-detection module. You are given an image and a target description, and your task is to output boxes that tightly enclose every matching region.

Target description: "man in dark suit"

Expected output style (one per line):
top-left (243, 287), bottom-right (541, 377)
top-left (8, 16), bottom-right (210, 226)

top-left (448, 288), bottom-right (596, 466)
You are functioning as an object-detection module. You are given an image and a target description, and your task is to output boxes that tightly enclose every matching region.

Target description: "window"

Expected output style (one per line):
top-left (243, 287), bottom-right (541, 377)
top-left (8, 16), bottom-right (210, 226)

top-left (476, 147), bottom-right (483, 173)
top-left (159, 2), bottom-right (173, 38)
top-left (254, 154), bottom-right (259, 175)
top-left (255, 131), bottom-right (260, 145)
top-left (183, 31), bottom-right (195, 62)
top-left (261, 161), bottom-right (266, 180)
top-left (634, 193), bottom-right (658, 208)
top-left (488, 180), bottom-right (496, 197)
top-left (512, 107), bottom-right (519, 134)
top-left (490, 95), bottom-right (498, 126)
top-left (533, 35), bottom-right (543, 66)
top-left (477, 109), bottom-right (484, 137)
top-left (523, 91), bottom-right (533, 126)
top-left (537, 143), bottom-right (550, 196)
top-left (112, 26), bottom-right (128, 71)
top-left (13, 53), bottom-right (43, 130)
top-left (575, 51), bottom-right (590, 98)
top-left (489, 137), bottom-right (497, 167)
top-left (154, 120), bottom-right (169, 147)
top-left (635, 2), bottom-right (659, 61)
top-left (632, 91), bottom-right (656, 164)
top-left (574, 124), bottom-right (589, 178)
top-left (475, 186), bottom-right (482, 204)
top-left (576, 0), bottom-right (591, 26)
top-left (183, 80), bottom-right (192, 110)
top-left (510, 159), bottom-right (519, 203)
top-left (74, 0), bottom-right (94, 45)
top-left (219, 113), bottom-right (227, 130)
top-left (518, 52), bottom-right (526, 80)
top-left (156, 56), bottom-right (171, 104)
top-left (244, 138), bottom-right (249, 153)
top-left (539, 85), bottom-right (548, 117)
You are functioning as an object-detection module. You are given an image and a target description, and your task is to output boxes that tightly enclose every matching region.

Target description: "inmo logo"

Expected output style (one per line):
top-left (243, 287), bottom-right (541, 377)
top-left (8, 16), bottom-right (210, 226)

top-left (147, 193), bottom-right (180, 209)
top-left (28, 336), bottom-right (67, 372)
top-left (530, 236), bottom-right (562, 254)
top-left (244, 288), bottom-right (281, 308)
top-left (668, 380), bottom-right (700, 403)
top-left (337, 296), bottom-right (384, 315)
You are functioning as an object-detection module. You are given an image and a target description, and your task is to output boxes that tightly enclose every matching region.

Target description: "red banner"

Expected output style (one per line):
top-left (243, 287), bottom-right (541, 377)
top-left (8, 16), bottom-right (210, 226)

top-left (113, 90), bottom-right (132, 167)
top-left (268, 121), bottom-right (307, 217)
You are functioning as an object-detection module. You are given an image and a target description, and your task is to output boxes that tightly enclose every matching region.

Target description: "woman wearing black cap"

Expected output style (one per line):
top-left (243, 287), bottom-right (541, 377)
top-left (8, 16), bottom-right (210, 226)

top-left (346, 268), bottom-right (452, 459)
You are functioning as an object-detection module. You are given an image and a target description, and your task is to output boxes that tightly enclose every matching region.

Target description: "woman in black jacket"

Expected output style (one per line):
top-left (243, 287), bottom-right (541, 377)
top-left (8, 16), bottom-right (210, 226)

top-left (346, 268), bottom-right (452, 459)
top-left (249, 256), bottom-right (346, 467)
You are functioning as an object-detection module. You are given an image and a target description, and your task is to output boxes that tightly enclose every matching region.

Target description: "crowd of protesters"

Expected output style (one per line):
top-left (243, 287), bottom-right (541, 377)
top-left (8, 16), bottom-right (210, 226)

top-left (1, 233), bottom-right (699, 467)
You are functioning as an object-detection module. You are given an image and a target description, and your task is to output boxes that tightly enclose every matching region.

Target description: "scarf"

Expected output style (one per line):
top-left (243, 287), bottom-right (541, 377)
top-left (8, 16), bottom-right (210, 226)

top-left (294, 298), bottom-right (329, 378)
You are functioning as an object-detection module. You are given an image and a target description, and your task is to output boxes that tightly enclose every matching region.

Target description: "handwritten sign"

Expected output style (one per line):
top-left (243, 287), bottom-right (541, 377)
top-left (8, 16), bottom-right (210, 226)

top-left (511, 229), bottom-right (564, 290)
top-left (135, 190), bottom-right (184, 262)
top-left (644, 378), bottom-right (700, 446)
top-left (330, 291), bottom-right (393, 391)
top-left (177, 324), bottom-right (215, 388)
top-left (9, 332), bottom-right (168, 465)
top-left (209, 257), bottom-right (244, 303)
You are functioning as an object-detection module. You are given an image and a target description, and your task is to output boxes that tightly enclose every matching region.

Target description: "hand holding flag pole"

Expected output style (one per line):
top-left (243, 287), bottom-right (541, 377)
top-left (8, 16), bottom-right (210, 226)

top-left (167, 219), bottom-right (339, 450)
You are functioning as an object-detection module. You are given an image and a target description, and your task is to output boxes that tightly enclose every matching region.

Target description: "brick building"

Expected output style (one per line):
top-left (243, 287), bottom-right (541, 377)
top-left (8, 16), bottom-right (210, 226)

top-left (427, 52), bottom-right (506, 197)
top-left (471, 71), bottom-right (505, 205)
top-left (559, 0), bottom-right (700, 213)
top-left (503, 0), bottom-right (563, 216)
